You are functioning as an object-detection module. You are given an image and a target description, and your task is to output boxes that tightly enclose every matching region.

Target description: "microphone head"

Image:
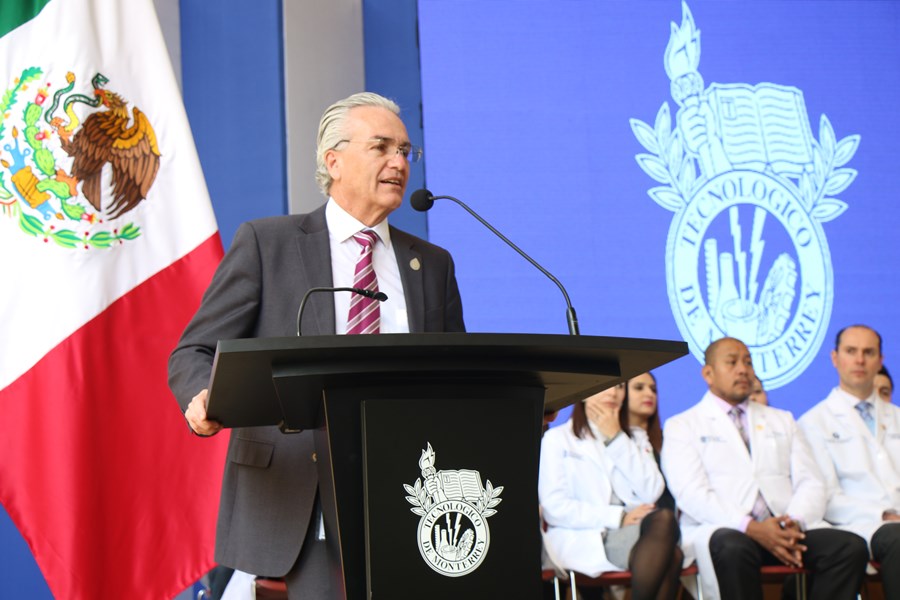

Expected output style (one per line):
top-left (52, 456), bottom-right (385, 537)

top-left (410, 189), bottom-right (435, 212)
top-left (352, 288), bottom-right (389, 302)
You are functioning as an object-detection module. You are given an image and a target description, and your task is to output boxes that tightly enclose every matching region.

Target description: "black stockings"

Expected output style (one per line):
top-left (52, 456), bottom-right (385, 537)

top-left (628, 508), bottom-right (683, 600)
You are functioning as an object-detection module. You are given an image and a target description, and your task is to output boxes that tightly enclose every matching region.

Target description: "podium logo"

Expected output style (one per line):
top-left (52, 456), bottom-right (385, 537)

top-left (403, 442), bottom-right (503, 577)
top-left (630, 1), bottom-right (860, 388)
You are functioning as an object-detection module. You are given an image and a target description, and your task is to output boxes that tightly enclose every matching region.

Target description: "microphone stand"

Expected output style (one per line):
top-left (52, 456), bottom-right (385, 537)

top-left (416, 191), bottom-right (579, 335)
top-left (296, 287), bottom-right (388, 336)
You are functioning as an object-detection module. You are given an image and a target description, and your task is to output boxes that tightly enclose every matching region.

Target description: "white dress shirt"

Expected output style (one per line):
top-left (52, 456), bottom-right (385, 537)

top-left (325, 199), bottom-right (409, 334)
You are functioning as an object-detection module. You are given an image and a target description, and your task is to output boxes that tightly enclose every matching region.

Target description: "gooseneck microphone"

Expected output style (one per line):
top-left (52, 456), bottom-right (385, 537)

top-left (296, 287), bottom-right (388, 336)
top-left (411, 188), bottom-right (580, 335)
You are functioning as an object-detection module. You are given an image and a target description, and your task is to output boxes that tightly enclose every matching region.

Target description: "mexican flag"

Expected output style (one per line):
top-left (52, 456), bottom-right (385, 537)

top-left (0, 0), bottom-right (229, 598)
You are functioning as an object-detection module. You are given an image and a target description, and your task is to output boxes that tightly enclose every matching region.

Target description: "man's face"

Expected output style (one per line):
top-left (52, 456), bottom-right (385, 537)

top-left (702, 339), bottom-right (755, 405)
top-left (875, 374), bottom-right (893, 403)
top-left (831, 326), bottom-right (882, 399)
top-left (325, 106), bottom-right (410, 224)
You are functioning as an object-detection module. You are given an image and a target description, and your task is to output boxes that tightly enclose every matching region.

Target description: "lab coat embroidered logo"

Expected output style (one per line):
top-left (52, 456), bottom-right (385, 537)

top-left (630, 1), bottom-right (859, 389)
top-left (403, 442), bottom-right (502, 577)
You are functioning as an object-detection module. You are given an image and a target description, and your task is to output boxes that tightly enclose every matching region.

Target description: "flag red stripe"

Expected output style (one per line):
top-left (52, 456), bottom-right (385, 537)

top-left (0, 234), bottom-right (229, 599)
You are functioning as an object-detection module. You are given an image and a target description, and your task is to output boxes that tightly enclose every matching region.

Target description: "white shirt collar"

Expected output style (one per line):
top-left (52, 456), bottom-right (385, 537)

top-left (832, 386), bottom-right (879, 409)
top-left (325, 198), bottom-right (392, 248)
top-left (708, 391), bottom-right (749, 415)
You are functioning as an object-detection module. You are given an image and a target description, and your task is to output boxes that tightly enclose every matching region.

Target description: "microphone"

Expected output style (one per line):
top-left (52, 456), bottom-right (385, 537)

top-left (296, 287), bottom-right (388, 336)
top-left (411, 188), bottom-right (580, 335)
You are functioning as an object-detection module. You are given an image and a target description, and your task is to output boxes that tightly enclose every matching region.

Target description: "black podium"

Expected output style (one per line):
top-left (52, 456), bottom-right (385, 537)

top-left (206, 333), bottom-right (687, 600)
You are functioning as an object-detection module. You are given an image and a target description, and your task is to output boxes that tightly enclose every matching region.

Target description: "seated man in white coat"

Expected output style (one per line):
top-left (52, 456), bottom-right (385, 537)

top-left (662, 337), bottom-right (867, 600)
top-left (798, 325), bottom-right (900, 597)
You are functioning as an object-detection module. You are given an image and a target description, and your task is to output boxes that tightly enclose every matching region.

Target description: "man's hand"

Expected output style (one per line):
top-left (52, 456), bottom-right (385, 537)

top-left (883, 511), bottom-right (900, 522)
top-left (586, 402), bottom-right (621, 439)
top-left (185, 389), bottom-right (223, 436)
top-left (623, 504), bottom-right (656, 527)
top-left (746, 516), bottom-right (806, 568)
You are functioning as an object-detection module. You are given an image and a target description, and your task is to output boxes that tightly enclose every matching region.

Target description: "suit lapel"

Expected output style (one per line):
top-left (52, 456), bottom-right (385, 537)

top-left (577, 429), bottom-right (608, 471)
top-left (699, 393), bottom-right (751, 463)
top-left (295, 207), bottom-right (336, 335)
top-left (746, 402), bottom-right (766, 468)
top-left (392, 227), bottom-right (425, 333)
top-left (827, 389), bottom-right (873, 443)
top-left (872, 392), bottom-right (887, 445)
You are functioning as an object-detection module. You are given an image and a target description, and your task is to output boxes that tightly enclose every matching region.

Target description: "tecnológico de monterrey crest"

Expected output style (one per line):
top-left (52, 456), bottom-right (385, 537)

top-left (630, 2), bottom-right (859, 388)
top-left (0, 68), bottom-right (160, 249)
top-left (403, 443), bottom-right (502, 577)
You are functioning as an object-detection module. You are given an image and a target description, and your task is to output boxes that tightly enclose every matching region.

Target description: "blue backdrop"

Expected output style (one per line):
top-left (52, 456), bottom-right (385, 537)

top-left (5, 0), bottom-right (900, 594)
top-left (417, 0), bottom-right (900, 424)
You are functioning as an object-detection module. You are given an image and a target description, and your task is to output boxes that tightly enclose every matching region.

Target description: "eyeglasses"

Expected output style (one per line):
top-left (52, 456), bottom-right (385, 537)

top-left (333, 137), bottom-right (424, 163)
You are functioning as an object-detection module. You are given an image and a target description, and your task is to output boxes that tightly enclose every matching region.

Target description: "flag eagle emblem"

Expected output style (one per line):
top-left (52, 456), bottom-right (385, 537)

top-left (0, 68), bottom-right (160, 248)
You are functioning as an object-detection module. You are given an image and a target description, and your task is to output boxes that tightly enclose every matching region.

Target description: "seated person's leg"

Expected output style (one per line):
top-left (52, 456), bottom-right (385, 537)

top-left (800, 528), bottom-right (867, 600)
top-left (709, 527), bottom-right (764, 600)
top-left (870, 523), bottom-right (900, 599)
top-left (629, 509), bottom-right (682, 600)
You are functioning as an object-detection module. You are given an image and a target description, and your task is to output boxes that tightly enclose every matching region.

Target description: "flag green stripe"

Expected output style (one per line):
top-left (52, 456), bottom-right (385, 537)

top-left (0, 0), bottom-right (52, 38)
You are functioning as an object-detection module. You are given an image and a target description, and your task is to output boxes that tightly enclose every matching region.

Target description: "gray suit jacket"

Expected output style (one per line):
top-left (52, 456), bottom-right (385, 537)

top-left (168, 205), bottom-right (465, 575)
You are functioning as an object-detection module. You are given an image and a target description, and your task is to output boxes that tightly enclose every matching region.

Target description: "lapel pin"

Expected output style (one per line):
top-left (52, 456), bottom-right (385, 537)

top-left (410, 257), bottom-right (421, 271)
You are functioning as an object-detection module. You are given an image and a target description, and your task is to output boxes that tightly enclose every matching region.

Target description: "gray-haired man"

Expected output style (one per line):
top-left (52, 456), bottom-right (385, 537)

top-left (169, 92), bottom-right (465, 597)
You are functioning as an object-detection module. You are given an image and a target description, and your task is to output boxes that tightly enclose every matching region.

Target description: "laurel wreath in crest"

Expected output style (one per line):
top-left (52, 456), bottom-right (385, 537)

top-left (403, 477), bottom-right (503, 518)
top-left (0, 68), bottom-right (141, 249)
top-left (630, 102), bottom-right (859, 222)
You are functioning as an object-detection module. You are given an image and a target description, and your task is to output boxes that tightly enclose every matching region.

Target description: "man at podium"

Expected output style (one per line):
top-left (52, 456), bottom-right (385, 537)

top-left (168, 92), bottom-right (465, 598)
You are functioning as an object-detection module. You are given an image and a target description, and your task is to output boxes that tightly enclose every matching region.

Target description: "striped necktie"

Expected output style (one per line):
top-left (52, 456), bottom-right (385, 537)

top-left (729, 405), bottom-right (772, 521)
top-left (729, 406), bottom-right (751, 450)
top-left (856, 401), bottom-right (876, 435)
top-left (346, 230), bottom-right (381, 335)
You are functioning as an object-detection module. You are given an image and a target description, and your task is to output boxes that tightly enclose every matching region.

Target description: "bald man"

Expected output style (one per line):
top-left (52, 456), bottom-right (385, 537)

top-left (662, 337), bottom-right (866, 600)
top-left (799, 325), bottom-right (900, 597)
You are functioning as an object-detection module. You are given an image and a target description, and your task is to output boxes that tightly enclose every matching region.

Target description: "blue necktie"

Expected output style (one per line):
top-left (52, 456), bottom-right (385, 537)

top-left (856, 401), bottom-right (876, 435)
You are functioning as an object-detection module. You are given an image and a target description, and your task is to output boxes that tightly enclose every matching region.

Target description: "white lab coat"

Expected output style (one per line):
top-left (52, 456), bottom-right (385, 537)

top-left (798, 387), bottom-right (900, 542)
top-left (662, 392), bottom-right (828, 600)
top-left (539, 420), bottom-right (665, 577)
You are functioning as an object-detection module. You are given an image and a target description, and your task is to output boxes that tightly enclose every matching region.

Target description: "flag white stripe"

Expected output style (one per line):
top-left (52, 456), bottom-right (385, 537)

top-left (0, 0), bottom-right (216, 388)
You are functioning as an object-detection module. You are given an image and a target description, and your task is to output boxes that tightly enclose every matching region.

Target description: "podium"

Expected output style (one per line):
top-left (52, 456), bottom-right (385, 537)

top-left (206, 333), bottom-right (687, 600)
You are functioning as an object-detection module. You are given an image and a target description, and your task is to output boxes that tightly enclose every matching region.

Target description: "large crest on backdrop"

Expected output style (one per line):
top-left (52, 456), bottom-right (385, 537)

top-left (630, 1), bottom-right (860, 388)
top-left (0, 68), bottom-right (160, 249)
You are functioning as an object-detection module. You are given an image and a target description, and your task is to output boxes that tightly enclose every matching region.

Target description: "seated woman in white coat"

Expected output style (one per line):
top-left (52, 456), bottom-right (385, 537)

top-left (539, 382), bottom-right (683, 600)
top-left (623, 372), bottom-right (675, 512)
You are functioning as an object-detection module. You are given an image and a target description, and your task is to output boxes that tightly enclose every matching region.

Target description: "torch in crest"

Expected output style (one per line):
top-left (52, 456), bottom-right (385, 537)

top-left (419, 442), bottom-right (447, 503)
top-left (665, 1), bottom-right (731, 179)
top-left (665, 1), bottom-right (702, 106)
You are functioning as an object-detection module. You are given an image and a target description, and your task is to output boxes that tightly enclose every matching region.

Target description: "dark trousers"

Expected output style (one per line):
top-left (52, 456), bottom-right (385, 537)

top-left (709, 527), bottom-right (868, 600)
top-left (871, 522), bottom-right (900, 598)
top-left (285, 496), bottom-right (335, 600)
